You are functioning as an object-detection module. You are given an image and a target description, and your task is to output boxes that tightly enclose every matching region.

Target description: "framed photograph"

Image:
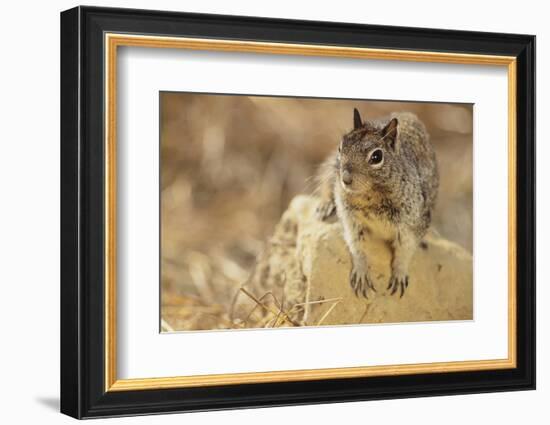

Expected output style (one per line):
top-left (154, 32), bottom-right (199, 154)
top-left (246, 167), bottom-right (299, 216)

top-left (60, 6), bottom-right (535, 419)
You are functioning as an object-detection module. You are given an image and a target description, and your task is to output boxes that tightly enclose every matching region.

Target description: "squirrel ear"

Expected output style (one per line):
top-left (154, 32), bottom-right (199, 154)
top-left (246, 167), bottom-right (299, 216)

top-left (353, 108), bottom-right (363, 130)
top-left (382, 118), bottom-right (399, 150)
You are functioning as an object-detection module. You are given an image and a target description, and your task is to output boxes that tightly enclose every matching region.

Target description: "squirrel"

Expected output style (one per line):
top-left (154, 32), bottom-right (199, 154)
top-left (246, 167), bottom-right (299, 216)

top-left (315, 109), bottom-right (439, 298)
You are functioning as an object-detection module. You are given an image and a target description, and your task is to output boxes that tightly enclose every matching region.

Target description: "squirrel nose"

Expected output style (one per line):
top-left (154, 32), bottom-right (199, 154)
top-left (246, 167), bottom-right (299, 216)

top-left (342, 169), bottom-right (353, 186)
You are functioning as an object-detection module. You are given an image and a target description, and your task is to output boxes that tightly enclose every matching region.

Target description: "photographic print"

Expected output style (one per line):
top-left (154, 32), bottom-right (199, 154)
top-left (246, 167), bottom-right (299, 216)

top-left (61, 8), bottom-right (535, 417)
top-left (160, 93), bottom-right (473, 332)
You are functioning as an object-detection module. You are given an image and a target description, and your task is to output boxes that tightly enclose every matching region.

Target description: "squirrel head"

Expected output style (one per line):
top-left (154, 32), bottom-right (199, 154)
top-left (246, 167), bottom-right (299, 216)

top-left (337, 108), bottom-right (400, 197)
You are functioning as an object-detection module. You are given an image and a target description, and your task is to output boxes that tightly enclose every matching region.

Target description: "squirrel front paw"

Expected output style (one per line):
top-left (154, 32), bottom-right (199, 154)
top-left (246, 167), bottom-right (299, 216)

top-left (350, 264), bottom-right (376, 298)
top-left (387, 273), bottom-right (409, 298)
top-left (316, 200), bottom-right (336, 221)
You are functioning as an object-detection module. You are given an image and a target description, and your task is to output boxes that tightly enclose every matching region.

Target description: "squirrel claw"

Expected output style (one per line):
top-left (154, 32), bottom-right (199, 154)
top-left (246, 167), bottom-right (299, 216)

top-left (387, 275), bottom-right (409, 298)
top-left (350, 267), bottom-right (376, 299)
top-left (316, 201), bottom-right (336, 221)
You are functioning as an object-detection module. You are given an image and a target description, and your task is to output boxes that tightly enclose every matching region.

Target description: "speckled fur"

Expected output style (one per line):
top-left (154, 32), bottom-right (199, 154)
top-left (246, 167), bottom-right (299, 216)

top-left (316, 110), bottom-right (439, 298)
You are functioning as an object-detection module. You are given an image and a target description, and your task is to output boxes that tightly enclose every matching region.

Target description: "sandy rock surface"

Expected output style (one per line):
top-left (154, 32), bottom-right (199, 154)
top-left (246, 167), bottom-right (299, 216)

top-left (234, 195), bottom-right (473, 327)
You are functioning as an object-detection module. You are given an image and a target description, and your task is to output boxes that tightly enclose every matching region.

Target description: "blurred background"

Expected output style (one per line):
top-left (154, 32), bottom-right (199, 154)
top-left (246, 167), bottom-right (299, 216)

top-left (160, 92), bottom-right (473, 331)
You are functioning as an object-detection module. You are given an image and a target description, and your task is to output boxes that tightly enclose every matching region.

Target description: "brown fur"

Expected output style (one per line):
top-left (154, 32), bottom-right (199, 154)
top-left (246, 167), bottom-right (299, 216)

top-left (315, 110), bottom-right (439, 298)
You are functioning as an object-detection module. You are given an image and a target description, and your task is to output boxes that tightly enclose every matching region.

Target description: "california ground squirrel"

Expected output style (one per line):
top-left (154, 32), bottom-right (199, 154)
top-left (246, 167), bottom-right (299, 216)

top-left (316, 109), bottom-right (439, 298)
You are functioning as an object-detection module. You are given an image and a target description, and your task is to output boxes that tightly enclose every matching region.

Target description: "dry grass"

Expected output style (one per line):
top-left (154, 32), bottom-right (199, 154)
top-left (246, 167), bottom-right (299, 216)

top-left (160, 93), bottom-right (473, 331)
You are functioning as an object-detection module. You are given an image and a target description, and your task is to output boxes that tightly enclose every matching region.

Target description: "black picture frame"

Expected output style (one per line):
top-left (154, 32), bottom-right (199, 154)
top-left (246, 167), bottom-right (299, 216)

top-left (60, 5), bottom-right (535, 419)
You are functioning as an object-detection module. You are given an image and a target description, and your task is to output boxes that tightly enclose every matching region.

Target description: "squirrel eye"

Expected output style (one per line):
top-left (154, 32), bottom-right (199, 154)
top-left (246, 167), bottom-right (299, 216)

top-left (368, 149), bottom-right (384, 165)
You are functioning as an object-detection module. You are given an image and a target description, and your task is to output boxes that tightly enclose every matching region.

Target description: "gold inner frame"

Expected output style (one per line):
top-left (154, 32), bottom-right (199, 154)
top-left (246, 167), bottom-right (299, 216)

top-left (104, 33), bottom-right (517, 392)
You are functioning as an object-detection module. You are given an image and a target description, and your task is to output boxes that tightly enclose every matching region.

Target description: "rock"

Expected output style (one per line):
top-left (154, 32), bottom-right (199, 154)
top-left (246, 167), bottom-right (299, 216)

top-left (234, 194), bottom-right (472, 327)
